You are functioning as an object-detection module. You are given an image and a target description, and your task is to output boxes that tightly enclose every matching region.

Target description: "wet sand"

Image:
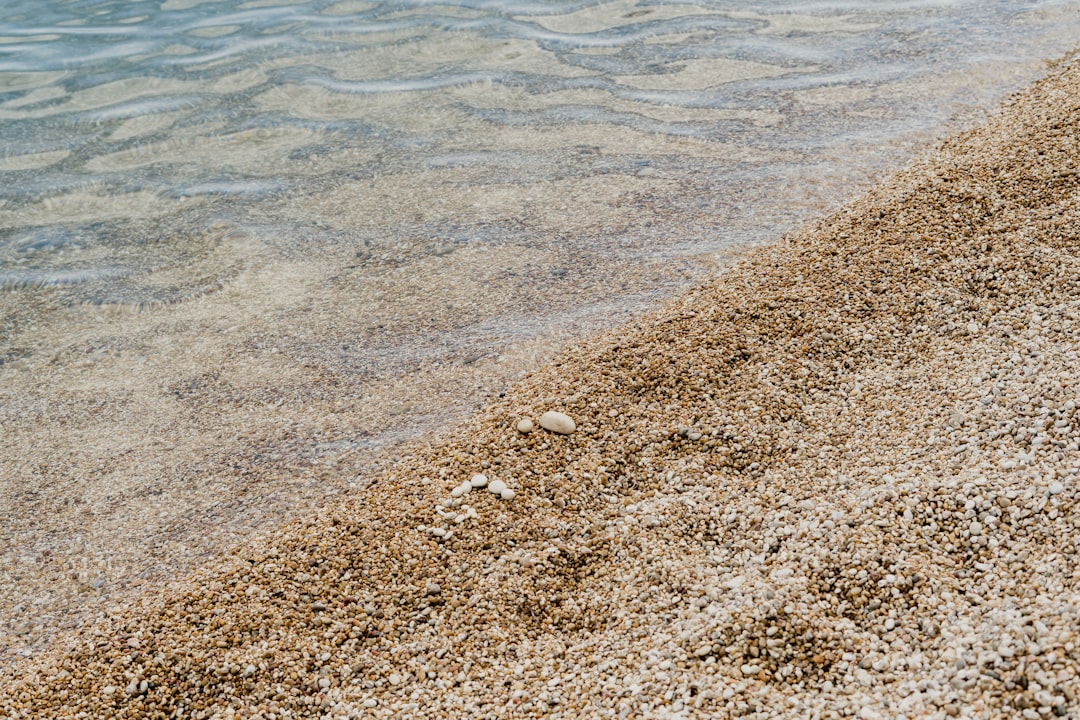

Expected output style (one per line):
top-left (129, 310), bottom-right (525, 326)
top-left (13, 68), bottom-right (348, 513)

top-left (3, 51), bottom-right (1080, 719)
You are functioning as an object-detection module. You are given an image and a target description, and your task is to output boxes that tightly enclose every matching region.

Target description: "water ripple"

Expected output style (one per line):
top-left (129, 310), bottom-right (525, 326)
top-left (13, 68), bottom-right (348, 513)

top-left (0, 0), bottom-right (1078, 307)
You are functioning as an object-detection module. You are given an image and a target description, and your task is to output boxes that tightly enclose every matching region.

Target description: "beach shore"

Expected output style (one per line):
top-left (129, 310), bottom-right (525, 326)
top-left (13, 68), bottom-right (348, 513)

top-left (4, 53), bottom-right (1080, 718)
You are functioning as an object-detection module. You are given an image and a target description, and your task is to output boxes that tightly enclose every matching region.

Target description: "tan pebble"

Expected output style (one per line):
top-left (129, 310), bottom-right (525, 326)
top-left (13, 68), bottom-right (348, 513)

top-left (538, 411), bottom-right (575, 435)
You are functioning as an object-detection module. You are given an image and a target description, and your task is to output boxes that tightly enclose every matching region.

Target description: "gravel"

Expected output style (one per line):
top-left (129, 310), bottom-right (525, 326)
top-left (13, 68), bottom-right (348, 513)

top-left (3, 56), bottom-right (1080, 720)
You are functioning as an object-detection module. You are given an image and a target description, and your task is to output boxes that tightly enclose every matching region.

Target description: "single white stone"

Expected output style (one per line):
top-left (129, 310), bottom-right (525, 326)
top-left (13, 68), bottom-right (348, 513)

top-left (488, 479), bottom-right (508, 494)
top-left (470, 473), bottom-right (488, 488)
top-left (500, 488), bottom-right (516, 501)
top-left (967, 322), bottom-right (979, 335)
top-left (539, 410), bottom-right (576, 435)
top-left (859, 707), bottom-right (882, 720)
top-left (969, 521), bottom-right (984, 536)
top-left (516, 418), bottom-right (534, 433)
top-left (694, 644), bottom-right (712, 657)
top-left (318, 677), bottom-right (331, 690)
top-left (388, 673), bottom-right (402, 686)
top-left (1049, 481), bottom-right (1065, 495)
top-left (429, 527), bottom-right (446, 538)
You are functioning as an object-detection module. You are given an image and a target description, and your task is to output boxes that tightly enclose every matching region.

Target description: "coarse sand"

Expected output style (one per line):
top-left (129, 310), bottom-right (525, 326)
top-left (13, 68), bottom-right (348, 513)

top-left (4, 54), bottom-right (1080, 719)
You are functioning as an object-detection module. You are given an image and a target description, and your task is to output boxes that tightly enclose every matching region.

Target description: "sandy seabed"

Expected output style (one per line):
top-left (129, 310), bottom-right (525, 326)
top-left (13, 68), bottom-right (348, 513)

top-left (4, 54), bottom-right (1080, 719)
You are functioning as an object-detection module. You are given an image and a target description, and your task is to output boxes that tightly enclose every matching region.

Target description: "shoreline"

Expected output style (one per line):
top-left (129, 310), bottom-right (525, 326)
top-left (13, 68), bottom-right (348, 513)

top-left (5, 53), bottom-right (1080, 718)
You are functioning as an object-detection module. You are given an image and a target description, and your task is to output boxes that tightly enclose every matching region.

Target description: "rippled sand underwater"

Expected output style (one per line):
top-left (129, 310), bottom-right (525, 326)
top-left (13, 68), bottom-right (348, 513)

top-left (1, 0), bottom-right (1079, 657)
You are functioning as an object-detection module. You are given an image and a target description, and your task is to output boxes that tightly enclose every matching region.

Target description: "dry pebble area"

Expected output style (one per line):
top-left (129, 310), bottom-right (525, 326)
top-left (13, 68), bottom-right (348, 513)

top-left (5, 57), bottom-right (1080, 720)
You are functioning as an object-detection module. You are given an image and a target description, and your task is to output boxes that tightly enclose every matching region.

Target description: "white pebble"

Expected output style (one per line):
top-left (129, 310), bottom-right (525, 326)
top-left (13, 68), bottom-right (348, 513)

top-left (488, 479), bottom-right (508, 494)
top-left (428, 527), bottom-right (446, 538)
top-left (500, 488), bottom-right (516, 501)
top-left (1049, 480), bottom-right (1065, 495)
top-left (516, 418), bottom-right (534, 433)
top-left (470, 473), bottom-right (488, 488)
top-left (539, 410), bottom-right (576, 435)
top-left (740, 664), bottom-right (760, 676)
top-left (969, 521), bottom-right (984, 536)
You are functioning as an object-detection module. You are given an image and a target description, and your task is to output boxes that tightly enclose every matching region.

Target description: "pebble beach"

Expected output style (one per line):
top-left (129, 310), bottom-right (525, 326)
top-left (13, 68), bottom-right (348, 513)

top-left (3, 49), bottom-right (1080, 720)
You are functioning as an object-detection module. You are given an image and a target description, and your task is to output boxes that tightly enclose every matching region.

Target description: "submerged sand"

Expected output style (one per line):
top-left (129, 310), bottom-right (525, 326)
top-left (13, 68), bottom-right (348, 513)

top-left (4, 54), bottom-right (1080, 719)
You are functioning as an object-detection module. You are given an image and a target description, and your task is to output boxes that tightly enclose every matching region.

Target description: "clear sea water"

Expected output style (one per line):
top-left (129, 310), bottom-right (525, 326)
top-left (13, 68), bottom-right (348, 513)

top-left (2, 0), bottom-right (1079, 307)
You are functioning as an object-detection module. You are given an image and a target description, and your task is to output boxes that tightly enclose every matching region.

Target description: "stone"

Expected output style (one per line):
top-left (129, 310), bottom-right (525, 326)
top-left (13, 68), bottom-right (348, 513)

top-left (1049, 480), bottom-right (1065, 495)
top-left (538, 411), bottom-right (575, 435)
top-left (488, 479), bottom-right (508, 495)
top-left (500, 488), bottom-right (516, 501)
top-left (470, 473), bottom-right (488, 488)
top-left (516, 418), bottom-right (534, 433)
top-left (424, 582), bottom-right (441, 596)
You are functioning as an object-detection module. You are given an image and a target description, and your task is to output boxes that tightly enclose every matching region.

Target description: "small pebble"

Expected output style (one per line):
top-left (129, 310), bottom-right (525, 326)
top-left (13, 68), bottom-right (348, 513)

top-left (470, 473), bottom-right (488, 488)
top-left (488, 479), bottom-right (508, 494)
top-left (1049, 480), bottom-right (1065, 495)
top-left (516, 419), bottom-right (534, 433)
top-left (538, 410), bottom-right (576, 435)
top-left (500, 488), bottom-right (516, 501)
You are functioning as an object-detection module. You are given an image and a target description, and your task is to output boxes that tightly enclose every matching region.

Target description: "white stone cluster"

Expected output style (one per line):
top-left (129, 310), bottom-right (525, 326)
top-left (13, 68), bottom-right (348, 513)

top-left (419, 473), bottom-right (517, 540)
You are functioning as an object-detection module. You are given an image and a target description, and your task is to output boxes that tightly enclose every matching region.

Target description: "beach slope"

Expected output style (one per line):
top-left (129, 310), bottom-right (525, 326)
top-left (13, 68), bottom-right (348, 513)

top-left (4, 57), bottom-right (1080, 719)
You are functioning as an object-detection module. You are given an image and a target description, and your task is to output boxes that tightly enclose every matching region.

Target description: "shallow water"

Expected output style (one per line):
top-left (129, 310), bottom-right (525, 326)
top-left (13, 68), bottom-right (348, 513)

top-left (2, 0), bottom-right (1079, 307)
top-left (1, 0), bottom-right (1080, 657)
